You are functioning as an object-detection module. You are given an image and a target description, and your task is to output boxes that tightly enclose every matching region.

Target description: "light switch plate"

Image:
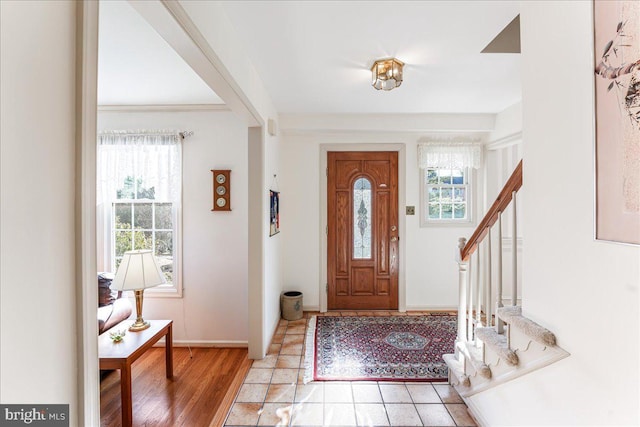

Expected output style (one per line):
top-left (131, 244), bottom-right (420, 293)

top-left (406, 206), bottom-right (415, 215)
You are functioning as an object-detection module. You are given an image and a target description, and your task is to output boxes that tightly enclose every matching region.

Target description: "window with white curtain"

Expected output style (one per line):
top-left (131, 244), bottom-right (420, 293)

top-left (98, 130), bottom-right (182, 296)
top-left (418, 141), bottom-right (481, 226)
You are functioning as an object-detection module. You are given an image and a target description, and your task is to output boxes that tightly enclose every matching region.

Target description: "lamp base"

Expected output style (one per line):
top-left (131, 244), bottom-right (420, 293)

top-left (128, 320), bottom-right (150, 332)
top-left (129, 289), bottom-right (150, 332)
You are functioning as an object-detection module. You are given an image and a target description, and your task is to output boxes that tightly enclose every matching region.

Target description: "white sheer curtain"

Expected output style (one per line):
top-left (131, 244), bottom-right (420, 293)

top-left (418, 140), bottom-right (483, 169)
top-left (97, 130), bottom-right (181, 203)
top-left (96, 130), bottom-right (182, 272)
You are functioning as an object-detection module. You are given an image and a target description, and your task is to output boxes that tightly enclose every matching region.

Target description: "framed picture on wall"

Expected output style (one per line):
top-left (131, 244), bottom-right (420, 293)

top-left (593, 0), bottom-right (640, 245)
top-left (270, 190), bottom-right (280, 236)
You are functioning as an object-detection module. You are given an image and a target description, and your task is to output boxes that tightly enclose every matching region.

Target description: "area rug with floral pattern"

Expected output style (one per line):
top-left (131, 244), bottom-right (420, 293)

top-left (305, 315), bottom-right (457, 382)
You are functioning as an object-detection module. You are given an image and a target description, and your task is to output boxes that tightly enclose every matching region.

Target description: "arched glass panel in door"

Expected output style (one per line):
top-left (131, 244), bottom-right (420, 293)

top-left (353, 177), bottom-right (372, 259)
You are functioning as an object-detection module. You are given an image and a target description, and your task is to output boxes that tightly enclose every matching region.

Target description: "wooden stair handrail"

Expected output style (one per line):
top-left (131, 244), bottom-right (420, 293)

top-left (461, 160), bottom-right (523, 261)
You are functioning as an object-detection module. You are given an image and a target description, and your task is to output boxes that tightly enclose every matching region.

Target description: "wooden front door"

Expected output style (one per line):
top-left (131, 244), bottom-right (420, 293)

top-left (327, 151), bottom-right (399, 310)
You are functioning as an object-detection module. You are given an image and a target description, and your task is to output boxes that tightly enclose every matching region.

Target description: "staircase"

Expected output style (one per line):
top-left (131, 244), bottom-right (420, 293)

top-left (444, 160), bottom-right (569, 398)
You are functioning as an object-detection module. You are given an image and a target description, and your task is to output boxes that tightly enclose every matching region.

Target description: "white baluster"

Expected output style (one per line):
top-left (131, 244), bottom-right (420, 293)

top-left (457, 238), bottom-right (468, 343)
top-left (475, 248), bottom-right (482, 345)
top-left (467, 255), bottom-right (474, 341)
top-left (512, 191), bottom-right (518, 306)
top-left (496, 214), bottom-right (504, 334)
top-left (485, 231), bottom-right (492, 327)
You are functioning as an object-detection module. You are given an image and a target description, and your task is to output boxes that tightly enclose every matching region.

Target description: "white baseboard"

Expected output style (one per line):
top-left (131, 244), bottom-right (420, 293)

top-left (405, 305), bottom-right (458, 311)
top-left (305, 305), bottom-right (457, 312)
top-left (464, 397), bottom-right (490, 427)
top-left (152, 339), bottom-right (248, 348)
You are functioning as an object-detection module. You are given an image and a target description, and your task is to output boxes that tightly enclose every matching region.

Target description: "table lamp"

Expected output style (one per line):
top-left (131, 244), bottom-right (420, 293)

top-left (112, 250), bottom-right (166, 332)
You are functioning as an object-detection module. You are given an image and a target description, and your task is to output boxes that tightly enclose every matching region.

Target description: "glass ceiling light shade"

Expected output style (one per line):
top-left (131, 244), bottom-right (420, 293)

top-left (112, 249), bottom-right (166, 331)
top-left (371, 58), bottom-right (404, 91)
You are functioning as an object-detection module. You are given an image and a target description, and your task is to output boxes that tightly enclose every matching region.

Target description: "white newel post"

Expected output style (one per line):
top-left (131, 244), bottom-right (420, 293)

top-left (457, 238), bottom-right (468, 343)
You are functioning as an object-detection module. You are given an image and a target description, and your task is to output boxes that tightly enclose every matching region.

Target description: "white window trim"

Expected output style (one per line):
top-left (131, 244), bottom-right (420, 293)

top-left (420, 167), bottom-right (475, 227)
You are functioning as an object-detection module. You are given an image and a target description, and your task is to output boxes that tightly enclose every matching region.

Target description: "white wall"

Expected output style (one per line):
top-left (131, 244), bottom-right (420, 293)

top-left (178, 0), bottom-right (284, 357)
top-left (0, 0), bottom-right (78, 423)
top-left (486, 102), bottom-right (523, 206)
top-left (264, 129), bottom-right (283, 340)
top-left (281, 131), bottom-right (481, 311)
top-left (488, 102), bottom-right (522, 144)
top-left (468, 2), bottom-right (640, 425)
top-left (98, 110), bottom-right (250, 344)
top-left (485, 144), bottom-right (522, 205)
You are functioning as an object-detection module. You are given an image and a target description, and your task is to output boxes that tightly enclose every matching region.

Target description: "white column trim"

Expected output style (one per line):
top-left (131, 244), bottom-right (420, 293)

top-left (248, 127), bottom-right (266, 359)
top-left (76, 1), bottom-right (100, 425)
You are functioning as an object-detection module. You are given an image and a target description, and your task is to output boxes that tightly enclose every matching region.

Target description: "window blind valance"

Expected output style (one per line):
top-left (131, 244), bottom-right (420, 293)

top-left (418, 141), bottom-right (483, 170)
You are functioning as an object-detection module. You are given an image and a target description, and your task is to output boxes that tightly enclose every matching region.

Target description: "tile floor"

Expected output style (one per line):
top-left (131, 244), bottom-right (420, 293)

top-left (224, 311), bottom-right (477, 427)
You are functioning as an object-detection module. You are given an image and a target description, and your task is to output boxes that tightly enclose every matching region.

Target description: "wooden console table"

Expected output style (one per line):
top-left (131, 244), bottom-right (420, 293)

top-left (99, 319), bottom-right (173, 427)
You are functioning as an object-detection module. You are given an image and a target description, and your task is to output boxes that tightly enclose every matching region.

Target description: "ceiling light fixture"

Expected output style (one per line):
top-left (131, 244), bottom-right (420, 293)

top-left (371, 58), bottom-right (404, 91)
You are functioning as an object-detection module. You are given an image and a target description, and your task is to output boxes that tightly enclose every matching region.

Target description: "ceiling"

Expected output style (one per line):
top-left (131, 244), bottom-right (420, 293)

top-left (98, 1), bottom-right (223, 106)
top-left (98, 1), bottom-right (521, 115)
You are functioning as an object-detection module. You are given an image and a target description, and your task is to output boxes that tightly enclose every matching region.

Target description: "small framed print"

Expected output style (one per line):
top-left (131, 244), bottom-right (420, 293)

top-left (270, 190), bottom-right (280, 236)
top-left (211, 169), bottom-right (231, 211)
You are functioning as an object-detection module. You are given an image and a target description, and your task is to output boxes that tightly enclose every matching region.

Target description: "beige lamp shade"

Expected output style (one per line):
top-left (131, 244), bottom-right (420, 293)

top-left (112, 250), bottom-right (166, 291)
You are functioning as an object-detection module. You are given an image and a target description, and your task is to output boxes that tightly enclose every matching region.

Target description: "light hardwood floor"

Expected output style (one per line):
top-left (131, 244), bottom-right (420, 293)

top-left (100, 347), bottom-right (250, 427)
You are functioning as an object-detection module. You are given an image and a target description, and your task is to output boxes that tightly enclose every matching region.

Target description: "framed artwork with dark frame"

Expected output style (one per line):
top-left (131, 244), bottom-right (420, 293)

top-left (593, 0), bottom-right (640, 245)
top-left (270, 190), bottom-right (280, 237)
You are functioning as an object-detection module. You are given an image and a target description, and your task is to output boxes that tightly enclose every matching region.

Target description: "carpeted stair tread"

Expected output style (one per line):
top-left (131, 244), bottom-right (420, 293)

top-left (443, 353), bottom-right (470, 387)
top-left (475, 327), bottom-right (519, 366)
top-left (456, 341), bottom-right (491, 379)
top-left (497, 306), bottom-right (557, 347)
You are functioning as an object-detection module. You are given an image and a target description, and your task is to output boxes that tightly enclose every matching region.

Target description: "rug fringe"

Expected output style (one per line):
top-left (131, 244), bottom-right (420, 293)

top-left (303, 315), bottom-right (316, 384)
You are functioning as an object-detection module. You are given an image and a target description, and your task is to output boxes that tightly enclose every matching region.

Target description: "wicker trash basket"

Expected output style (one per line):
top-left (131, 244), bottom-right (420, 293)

top-left (281, 291), bottom-right (303, 321)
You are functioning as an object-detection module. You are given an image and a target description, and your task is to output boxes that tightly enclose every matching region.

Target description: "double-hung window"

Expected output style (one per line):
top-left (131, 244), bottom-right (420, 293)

top-left (97, 131), bottom-right (182, 296)
top-left (418, 141), bottom-right (481, 226)
top-left (424, 167), bottom-right (470, 222)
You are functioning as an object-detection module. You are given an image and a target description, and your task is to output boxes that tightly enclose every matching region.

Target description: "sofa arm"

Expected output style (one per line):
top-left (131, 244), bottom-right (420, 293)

top-left (98, 297), bottom-right (133, 334)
